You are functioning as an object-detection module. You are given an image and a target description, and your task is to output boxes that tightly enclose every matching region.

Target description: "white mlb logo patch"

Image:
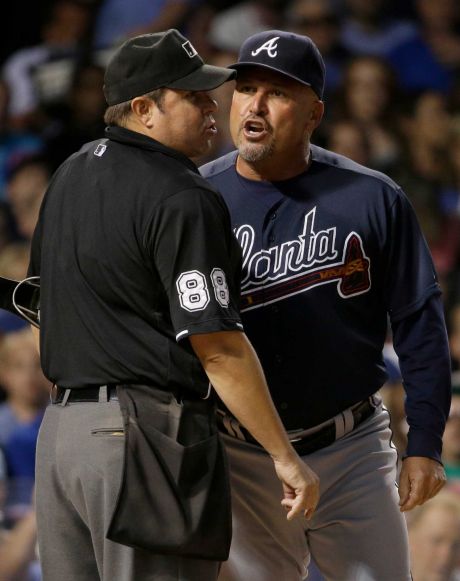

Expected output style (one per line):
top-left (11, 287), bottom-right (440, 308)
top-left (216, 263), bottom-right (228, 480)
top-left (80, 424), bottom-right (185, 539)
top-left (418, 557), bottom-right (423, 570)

top-left (94, 144), bottom-right (107, 157)
top-left (182, 41), bottom-right (197, 58)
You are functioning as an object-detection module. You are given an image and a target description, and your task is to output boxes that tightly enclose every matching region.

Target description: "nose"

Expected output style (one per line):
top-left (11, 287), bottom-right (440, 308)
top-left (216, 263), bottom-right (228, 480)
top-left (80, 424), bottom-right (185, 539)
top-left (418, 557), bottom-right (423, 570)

top-left (201, 92), bottom-right (218, 114)
top-left (249, 90), bottom-right (268, 116)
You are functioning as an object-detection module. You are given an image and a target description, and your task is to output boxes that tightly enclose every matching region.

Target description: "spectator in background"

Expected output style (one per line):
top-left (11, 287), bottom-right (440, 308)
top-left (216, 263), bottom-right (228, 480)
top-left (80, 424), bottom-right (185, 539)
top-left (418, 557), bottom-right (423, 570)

top-left (0, 203), bottom-right (16, 254)
top-left (407, 491), bottom-right (460, 581)
top-left (0, 330), bottom-right (49, 449)
top-left (287, 0), bottom-right (350, 98)
top-left (441, 117), bottom-right (460, 216)
top-left (396, 91), bottom-right (460, 281)
top-left (387, 0), bottom-right (460, 95)
top-left (93, 0), bottom-right (199, 50)
top-left (0, 451), bottom-right (39, 581)
top-left (207, 0), bottom-right (286, 54)
top-left (0, 448), bottom-right (6, 524)
top-left (1, 0), bottom-right (93, 129)
top-left (325, 119), bottom-right (370, 166)
top-left (0, 242), bottom-right (32, 281)
top-left (443, 381), bottom-right (460, 482)
top-left (6, 157), bottom-right (51, 240)
top-left (0, 81), bottom-right (43, 201)
top-left (341, 0), bottom-right (417, 58)
top-left (0, 508), bottom-right (39, 581)
top-left (45, 63), bottom-right (106, 169)
top-left (331, 56), bottom-right (402, 172)
top-left (0, 242), bottom-right (31, 335)
top-left (0, 330), bottom-right (49, 527)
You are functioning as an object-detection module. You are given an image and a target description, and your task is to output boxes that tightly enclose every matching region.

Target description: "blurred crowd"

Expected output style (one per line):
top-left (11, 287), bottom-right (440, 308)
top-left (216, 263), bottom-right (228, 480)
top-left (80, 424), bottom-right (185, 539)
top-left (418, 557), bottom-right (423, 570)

top-left (0, 0), bottom-right (460, 579)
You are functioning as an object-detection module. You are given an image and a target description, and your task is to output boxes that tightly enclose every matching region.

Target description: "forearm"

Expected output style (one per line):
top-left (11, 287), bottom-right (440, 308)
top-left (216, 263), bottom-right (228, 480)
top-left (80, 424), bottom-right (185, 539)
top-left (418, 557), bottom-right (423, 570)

top-left (190, 331), bottom-right (295, 460)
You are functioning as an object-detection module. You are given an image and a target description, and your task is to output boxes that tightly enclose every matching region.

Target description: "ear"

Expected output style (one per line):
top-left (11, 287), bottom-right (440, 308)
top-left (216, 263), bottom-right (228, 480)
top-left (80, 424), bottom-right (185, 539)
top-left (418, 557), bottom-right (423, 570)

top-left (131, 97), bottom-right (156, 128)
top-left (309, 100), bottom-right (325, 129)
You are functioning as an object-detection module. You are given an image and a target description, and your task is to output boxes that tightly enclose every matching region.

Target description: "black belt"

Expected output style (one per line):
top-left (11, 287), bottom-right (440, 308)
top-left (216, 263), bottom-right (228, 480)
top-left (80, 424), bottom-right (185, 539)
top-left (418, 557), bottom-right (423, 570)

top-left (51, 385), bottom-right (119, 404)
top-left (217, 398), bottom-right (376, 456)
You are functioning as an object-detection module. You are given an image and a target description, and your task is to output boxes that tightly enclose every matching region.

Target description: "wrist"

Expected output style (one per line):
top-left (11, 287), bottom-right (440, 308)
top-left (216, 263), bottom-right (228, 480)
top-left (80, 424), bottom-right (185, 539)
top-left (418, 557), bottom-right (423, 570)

top-left (270, 444), bottom-right (297, 463)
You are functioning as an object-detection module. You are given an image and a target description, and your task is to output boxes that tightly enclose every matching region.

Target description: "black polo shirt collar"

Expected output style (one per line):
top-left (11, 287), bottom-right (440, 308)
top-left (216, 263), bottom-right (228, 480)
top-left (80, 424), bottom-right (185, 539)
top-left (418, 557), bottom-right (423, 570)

top-left (105, 125), bottom-right (199, 173)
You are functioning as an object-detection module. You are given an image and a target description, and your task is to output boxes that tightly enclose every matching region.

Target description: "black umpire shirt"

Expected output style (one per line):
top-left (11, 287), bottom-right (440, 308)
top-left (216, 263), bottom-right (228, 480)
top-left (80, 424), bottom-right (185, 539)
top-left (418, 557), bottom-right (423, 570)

top-left (28, 126), bottom-right (244, 397)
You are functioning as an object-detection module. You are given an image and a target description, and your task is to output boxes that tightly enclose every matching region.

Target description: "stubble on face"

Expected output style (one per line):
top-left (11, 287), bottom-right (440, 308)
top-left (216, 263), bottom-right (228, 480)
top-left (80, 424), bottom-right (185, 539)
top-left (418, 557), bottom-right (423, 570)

top-left (236, 131), bottom-right (276, 162)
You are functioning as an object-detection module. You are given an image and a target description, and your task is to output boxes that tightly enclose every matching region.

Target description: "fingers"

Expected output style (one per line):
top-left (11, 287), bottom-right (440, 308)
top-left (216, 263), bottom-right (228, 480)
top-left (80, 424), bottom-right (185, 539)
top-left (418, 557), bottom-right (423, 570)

top-left (279, 477), bottom-right (320, 520)
top-left (274, 456), bottom-right (320, 521)
top-left (399, 476), bottom-right (424, 512)
top-left (281, 496), bottom-right (317, 521)
top-left (399, 457), bottom-right (447, 512)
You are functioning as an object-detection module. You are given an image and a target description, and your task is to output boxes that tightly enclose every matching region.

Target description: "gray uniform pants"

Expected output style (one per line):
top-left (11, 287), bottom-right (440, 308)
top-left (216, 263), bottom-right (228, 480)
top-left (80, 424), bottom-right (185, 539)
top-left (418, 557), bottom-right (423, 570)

top-left (35, 398), bottom-right (219, 581)
top-left (218, 403), bottom-right (411, 581)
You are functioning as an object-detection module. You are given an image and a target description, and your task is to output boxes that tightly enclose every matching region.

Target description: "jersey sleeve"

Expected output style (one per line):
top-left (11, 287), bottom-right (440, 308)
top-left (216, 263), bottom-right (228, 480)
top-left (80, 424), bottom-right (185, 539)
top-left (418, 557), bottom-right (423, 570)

top-left (384, 189), bottom-right (441, 321)
top-left (146, 187), bottom-right (243, 341)
top-left (392, 294), bottom-right (451, 463)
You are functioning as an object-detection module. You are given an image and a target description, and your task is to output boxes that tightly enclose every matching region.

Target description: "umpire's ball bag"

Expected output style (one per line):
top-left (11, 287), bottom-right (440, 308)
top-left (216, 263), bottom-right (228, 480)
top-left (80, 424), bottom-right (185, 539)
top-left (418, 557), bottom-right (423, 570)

top-left (106, 384), bottom-right (232, 560)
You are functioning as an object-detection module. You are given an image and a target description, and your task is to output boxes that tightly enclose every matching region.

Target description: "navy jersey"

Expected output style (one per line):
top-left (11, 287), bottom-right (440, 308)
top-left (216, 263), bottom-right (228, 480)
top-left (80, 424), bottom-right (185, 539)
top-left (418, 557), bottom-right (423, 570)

top-left (200, 146), bottom-right (448, 442)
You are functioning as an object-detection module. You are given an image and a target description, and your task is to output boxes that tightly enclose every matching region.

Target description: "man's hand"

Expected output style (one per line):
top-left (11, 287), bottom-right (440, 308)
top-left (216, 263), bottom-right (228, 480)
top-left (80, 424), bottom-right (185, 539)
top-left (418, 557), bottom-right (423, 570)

top-left (272, 453), bottom-right (320, 521)
top-left (398, 456), bottom-right (446, 512)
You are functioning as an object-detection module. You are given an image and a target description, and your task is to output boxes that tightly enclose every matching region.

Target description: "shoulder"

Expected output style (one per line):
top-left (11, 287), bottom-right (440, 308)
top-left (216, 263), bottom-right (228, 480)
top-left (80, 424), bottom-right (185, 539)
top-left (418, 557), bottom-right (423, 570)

top-left (311, 144), bottom-right (402, 207)
top-left (199, 151), bottom-right (238, 179)
top-left (311, 145), bottom-right (399, 189)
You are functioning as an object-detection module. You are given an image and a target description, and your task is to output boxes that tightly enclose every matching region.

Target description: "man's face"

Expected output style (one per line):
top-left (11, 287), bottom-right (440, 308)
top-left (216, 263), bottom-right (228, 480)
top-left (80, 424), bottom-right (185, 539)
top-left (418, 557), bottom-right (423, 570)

top-left (151, 88), bottom-right (219, 159)
top-left (409, 506), bottom-right (460, 581)
top-left (230, 68), bottom-right (322, 166)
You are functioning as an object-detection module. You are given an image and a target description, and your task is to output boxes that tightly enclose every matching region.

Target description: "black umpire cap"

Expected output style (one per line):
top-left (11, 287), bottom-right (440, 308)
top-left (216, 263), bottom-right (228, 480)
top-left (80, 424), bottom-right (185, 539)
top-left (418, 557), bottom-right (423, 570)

top-left (229, 30), bottom-right (325, 100)
top-left (104, 29), bottom-right (236, 105)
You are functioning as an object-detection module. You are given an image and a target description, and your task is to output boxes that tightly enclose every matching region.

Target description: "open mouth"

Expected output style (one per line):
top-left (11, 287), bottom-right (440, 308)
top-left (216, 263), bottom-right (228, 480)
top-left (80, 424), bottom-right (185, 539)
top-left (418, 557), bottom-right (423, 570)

top-left (243, 118), bottom-right (269, 139)
top-left (206, 122), bottom-right (217, 134)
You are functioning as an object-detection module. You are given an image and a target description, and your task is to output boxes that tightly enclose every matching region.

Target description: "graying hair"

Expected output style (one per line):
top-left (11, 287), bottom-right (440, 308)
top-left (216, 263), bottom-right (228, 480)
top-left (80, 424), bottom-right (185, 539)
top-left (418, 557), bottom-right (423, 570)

top-left (104, 88), bottom-right (166, 127)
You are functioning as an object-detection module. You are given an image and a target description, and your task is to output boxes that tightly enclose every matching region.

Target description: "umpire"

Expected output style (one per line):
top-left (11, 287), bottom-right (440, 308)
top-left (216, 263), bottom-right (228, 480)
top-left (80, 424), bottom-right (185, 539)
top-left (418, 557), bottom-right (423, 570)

top-left (29, 30), bottom-right (319, 581)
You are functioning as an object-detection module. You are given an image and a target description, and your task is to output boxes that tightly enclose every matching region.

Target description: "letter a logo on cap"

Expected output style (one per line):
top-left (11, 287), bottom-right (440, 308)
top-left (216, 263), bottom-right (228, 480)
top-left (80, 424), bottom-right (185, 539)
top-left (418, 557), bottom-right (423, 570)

top-left (251, 36), bottom-right (280, 58)
top-left (182, 40), bottom-right (198, 58)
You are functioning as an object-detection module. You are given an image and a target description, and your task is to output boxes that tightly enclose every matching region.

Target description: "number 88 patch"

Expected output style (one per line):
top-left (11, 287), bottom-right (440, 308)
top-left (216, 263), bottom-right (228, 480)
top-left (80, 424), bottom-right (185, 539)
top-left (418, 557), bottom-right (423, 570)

top-left (176, 268), bottom-right (230, 312)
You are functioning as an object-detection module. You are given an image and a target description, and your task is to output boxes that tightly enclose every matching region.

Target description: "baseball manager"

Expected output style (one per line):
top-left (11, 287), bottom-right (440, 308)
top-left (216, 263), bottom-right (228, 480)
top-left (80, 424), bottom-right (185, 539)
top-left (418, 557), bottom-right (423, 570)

top-left (201, 30), bottom-right (451, 581)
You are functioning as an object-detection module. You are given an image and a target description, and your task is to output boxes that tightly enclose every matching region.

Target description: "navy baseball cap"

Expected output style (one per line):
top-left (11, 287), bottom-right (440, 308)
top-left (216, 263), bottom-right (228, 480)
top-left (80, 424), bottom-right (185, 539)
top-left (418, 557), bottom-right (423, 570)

top-left (104, 29), bottom-right (236, 105)
top-left (230, 30), bottom-right (325, 99)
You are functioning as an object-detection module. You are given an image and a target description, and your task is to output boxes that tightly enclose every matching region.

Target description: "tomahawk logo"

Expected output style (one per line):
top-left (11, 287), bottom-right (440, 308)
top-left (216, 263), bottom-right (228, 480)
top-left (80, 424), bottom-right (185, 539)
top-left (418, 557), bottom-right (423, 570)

top-left (251, 36), bottom-right (280, 58)
top-left (182, 40), bottom-right (198, 58)
top-left (235, 207), bottom-right (371, 311)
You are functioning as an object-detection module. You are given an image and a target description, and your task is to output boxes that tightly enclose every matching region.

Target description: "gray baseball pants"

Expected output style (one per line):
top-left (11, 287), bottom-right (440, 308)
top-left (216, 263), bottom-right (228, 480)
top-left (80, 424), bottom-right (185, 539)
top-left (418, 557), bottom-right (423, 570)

top-left (35, 396), bottom-right (220, 581)
top-left (218, 401), bottom-right (411, 581)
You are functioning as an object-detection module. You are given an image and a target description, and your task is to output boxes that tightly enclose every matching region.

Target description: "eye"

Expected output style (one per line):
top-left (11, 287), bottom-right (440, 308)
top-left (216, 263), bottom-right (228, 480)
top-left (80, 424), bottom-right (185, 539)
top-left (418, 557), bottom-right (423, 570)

top-left (271, 89), bottom-right (285, 97)
top-left (238, 84), bottom-right (255, 94)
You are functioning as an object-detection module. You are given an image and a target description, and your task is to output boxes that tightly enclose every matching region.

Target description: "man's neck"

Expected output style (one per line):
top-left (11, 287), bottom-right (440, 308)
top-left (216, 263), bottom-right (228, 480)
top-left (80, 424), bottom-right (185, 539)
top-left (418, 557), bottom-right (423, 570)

top-left (236, 147), bottom-right (311, 182)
